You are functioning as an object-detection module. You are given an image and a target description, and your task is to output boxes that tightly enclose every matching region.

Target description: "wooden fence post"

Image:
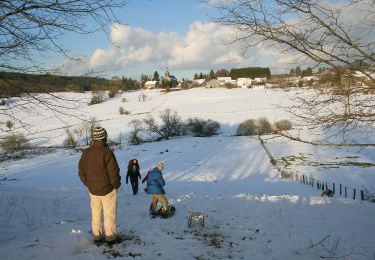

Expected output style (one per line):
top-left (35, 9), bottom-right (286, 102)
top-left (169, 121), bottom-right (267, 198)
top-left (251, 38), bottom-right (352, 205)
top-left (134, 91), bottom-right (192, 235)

top-left (345, 186), bottom-right (347, 198)
top-left (361, 190), bottom-right (365, 201)
top-left (353, 189), bottom-right (356, 200)
top-left (333, 183), bottom-right (335, 194)
top-left (340, 184), bottom-right (342, 196)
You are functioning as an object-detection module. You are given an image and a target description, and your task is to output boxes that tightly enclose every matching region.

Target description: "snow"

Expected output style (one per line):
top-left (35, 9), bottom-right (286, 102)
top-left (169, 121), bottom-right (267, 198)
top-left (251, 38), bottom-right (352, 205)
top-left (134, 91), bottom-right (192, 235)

top-left (1, 87), bottom-right (375, 259)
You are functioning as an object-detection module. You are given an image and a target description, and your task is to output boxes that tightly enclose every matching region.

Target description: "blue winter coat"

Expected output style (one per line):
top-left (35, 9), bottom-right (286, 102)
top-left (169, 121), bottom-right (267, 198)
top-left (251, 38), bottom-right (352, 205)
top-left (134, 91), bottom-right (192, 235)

top-left (146, 168), bottom-right (165, 194)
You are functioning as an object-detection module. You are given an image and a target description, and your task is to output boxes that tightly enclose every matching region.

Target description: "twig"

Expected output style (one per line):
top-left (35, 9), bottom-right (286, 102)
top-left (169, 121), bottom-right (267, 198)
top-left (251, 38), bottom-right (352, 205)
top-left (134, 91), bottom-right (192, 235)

top-left (308, 235), bottom-right (330, 249)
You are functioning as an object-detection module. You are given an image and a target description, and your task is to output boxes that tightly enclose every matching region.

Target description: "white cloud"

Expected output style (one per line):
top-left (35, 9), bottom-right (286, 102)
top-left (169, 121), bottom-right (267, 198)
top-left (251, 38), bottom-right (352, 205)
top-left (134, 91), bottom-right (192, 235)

top-left (55, 0), bottom-right (375, 79)
top-left (58, 22), bottom-right (297, 78)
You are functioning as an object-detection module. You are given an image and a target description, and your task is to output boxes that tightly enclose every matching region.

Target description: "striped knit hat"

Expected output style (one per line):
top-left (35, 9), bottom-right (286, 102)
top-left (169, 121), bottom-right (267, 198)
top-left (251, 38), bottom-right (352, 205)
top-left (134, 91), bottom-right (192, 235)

top-left (92, 127), bottom-right (107, 141)
top-left (156, 162), bottom-right (164, 171)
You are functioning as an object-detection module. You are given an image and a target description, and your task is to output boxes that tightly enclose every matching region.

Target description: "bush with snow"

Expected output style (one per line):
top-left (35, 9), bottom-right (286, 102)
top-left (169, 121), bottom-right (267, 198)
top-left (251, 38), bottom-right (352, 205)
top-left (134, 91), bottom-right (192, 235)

top-left (186, 118), bottom-right (220, 137)
top-left (236, 119), bottom-right (258, 136)
top-left (257, 117), bottom-right (273, 135)
top-left (1, 133), bottom-right (30, 152)
top-left (274, 119), bottom-right (292, 131)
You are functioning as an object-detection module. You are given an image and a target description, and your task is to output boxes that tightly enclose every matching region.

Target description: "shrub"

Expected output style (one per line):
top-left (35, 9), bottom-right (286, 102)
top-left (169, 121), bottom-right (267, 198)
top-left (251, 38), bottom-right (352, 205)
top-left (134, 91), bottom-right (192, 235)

top-left (187, 118), bottom-right (221, 137)
top-left (5, 120), bottom-right (14, 131)
top-left (128, 119), bottom-right (144, 145)
top-left (236, 119), bottom-right (258, 136)
top-left (121, 97), bottom-right (127, 103)
top-left (143, 109), bottom-right (185, 140)
top-left (225, 82), bottom-right (236, 89)
top-left (159, 109), bottom-right (186, 138)
top-left (1, 133), bottom-right (30, 152)
top-left (89, 91), bottom-right (106, 105)
top-left (108, 90), bottom-right (117, 98)
top-left (274, 119), bottom-right (292, 131)
top-left (81, 117), bottom-right (98, 146)
top-left (257, 117), bottom-right (273, 135)
top-left (0, 99), bottom-right (5, 106)
top-left (138, 92), bottom-right (147, 102)
top-left (64, 83), bottom-right (81, 92)
top-left (63, 128), bottom-right (82, 148)
top-left (180, 80), bottom-right (191, 89)
top-left (119, 106), bottom-right (130, 115)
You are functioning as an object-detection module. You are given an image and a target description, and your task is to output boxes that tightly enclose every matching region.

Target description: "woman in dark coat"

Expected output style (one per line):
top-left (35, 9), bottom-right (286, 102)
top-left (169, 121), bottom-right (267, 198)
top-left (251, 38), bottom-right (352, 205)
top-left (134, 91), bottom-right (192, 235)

top-left (126, 159), bottom-right (141, 195)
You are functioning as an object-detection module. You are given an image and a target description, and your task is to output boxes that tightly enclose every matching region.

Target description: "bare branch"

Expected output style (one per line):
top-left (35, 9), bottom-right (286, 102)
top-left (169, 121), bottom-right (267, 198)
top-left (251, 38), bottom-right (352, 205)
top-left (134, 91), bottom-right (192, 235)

top-left (204, 0), bottom-right (375, 145)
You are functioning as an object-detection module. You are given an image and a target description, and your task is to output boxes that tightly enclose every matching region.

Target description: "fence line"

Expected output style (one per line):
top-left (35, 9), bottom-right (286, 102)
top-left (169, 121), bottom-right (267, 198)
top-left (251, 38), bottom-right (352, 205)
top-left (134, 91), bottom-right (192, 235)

top-left (257, 135), bottom-right (366, 202)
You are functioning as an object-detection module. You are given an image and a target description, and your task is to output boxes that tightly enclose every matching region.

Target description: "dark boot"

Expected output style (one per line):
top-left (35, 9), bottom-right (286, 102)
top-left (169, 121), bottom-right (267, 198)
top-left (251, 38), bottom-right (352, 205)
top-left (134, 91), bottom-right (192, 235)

top-left (93, 236), bottom-right (105, 246)
top-left (149, 203), bottom-right (156, 215)
top-left (106, 236), bottom-right (121, 247)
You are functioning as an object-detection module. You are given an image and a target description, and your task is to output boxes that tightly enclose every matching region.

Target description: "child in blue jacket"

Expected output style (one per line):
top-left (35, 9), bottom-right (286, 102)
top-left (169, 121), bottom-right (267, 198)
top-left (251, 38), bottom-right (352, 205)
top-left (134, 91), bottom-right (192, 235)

top-left (147, 162), bottom-right (169, 214)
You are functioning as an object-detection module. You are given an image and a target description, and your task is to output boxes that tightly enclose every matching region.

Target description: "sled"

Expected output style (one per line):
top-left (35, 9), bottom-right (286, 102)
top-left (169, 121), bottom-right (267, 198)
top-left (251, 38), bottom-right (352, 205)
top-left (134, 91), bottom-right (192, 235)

top-left (188, 211), bottom-right (205, 228)
top-left (150, 206), bottom-right (176, 219)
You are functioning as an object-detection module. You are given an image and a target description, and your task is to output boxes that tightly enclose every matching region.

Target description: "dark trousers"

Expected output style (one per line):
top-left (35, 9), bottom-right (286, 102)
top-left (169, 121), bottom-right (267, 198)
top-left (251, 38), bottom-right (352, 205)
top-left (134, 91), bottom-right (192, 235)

top-left (129, 177), bottom-right (139, 195)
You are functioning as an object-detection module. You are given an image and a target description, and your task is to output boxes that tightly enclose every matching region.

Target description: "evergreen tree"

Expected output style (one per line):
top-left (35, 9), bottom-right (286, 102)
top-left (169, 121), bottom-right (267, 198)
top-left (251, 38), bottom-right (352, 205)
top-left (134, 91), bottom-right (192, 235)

top-left (153, 71), bottom-right (160, 81)
top-left (208, 69), bottom-right (215, 80)
top-left (295, 66), bottom-right (301, 76)
top-left (230, 67), bottom-right (271, 79)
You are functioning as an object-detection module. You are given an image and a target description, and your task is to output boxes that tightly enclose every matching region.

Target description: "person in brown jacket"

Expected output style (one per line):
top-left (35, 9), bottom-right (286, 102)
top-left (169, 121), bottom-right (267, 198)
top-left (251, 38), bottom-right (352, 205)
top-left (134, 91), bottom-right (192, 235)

top-left (78, 126), bottom-right (121, 246)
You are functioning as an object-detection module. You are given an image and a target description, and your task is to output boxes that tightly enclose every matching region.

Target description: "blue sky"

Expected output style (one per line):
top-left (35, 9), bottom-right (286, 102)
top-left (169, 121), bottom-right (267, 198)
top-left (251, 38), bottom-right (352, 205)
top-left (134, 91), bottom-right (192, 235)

top-left (52, 0), bottom-right (294, 80)
top-left (22, 0), bottom-right (374, 80)
top-left (61, 0), bottom-right (212, 56)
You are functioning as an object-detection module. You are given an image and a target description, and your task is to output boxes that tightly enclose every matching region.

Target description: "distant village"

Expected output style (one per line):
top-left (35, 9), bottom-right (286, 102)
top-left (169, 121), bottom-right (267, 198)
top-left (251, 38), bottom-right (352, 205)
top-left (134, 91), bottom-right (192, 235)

top-left (141, 64), bottom-right (375, 93)
top-left (1, 63), bottom-right (374, 99)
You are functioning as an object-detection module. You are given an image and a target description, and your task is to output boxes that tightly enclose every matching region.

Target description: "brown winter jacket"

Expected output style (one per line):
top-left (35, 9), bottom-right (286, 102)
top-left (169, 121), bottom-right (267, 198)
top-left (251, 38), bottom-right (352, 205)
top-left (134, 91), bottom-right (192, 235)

top-left (78, 140), bottom-right (121, 196)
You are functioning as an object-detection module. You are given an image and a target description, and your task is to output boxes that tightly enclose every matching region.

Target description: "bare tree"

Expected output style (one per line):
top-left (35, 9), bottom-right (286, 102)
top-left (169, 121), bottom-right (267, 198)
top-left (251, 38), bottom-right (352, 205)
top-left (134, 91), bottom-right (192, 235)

top-left (128, 119), bottom-right (144, 145)
top-left (0, 1), bottom-right (127, 132)
top-left (81, 117), bottom-right (98, 146)
top-left (1, 1), bottom-right (126, 73)
top-left (143, 109), bottom-right (185, 140)
top-left (204, 0), bottom-right (375, 145)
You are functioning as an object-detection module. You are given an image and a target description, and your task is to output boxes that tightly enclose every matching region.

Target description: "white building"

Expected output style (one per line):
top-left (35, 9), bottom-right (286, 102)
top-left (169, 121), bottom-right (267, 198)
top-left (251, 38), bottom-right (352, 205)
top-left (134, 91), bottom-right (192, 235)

top-left (217, 77), bottom-right (232, 82)
top-left (193, 79), bottom-right (206, 85)
top-left (302, 76), bottom-right (316, 81)
top-left (236, 78), bottom-right (252, 88)
top-left (253, 77), bottom-right (267, 84)
top-left (217, 77), bottom-right (236, 87)
top-left (205, 79), bottom-right (221, 88)
top-left (144, 81), bottom-right (159, 89)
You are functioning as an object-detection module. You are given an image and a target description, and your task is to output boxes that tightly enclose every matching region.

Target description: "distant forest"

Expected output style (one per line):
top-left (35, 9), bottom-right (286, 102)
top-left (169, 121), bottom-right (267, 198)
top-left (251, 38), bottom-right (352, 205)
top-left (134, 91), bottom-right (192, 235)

top-left (0, 72), bottom-right (140, 97)
top-left (230, 67), bottom-right (271, 80)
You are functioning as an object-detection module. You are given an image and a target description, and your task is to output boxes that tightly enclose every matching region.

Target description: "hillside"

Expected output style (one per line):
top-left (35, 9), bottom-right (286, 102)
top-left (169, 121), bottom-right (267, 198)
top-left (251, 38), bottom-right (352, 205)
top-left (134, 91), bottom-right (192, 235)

top-left (0, 87), bottom-right (374, 259)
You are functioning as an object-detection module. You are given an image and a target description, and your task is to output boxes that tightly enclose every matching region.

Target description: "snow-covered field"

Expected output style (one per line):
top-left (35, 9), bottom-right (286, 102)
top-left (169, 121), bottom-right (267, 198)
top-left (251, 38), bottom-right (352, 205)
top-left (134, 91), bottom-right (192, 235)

top-left (0, 87), bottom-right (374, 259)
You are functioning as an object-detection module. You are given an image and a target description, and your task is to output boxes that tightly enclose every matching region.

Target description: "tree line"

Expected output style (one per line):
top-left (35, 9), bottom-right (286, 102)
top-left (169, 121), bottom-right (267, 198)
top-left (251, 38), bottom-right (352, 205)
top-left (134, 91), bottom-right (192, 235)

top-left (0, 72), bottom-right (141, 97)
top-left (193, 67), bottom-right (271, 80)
